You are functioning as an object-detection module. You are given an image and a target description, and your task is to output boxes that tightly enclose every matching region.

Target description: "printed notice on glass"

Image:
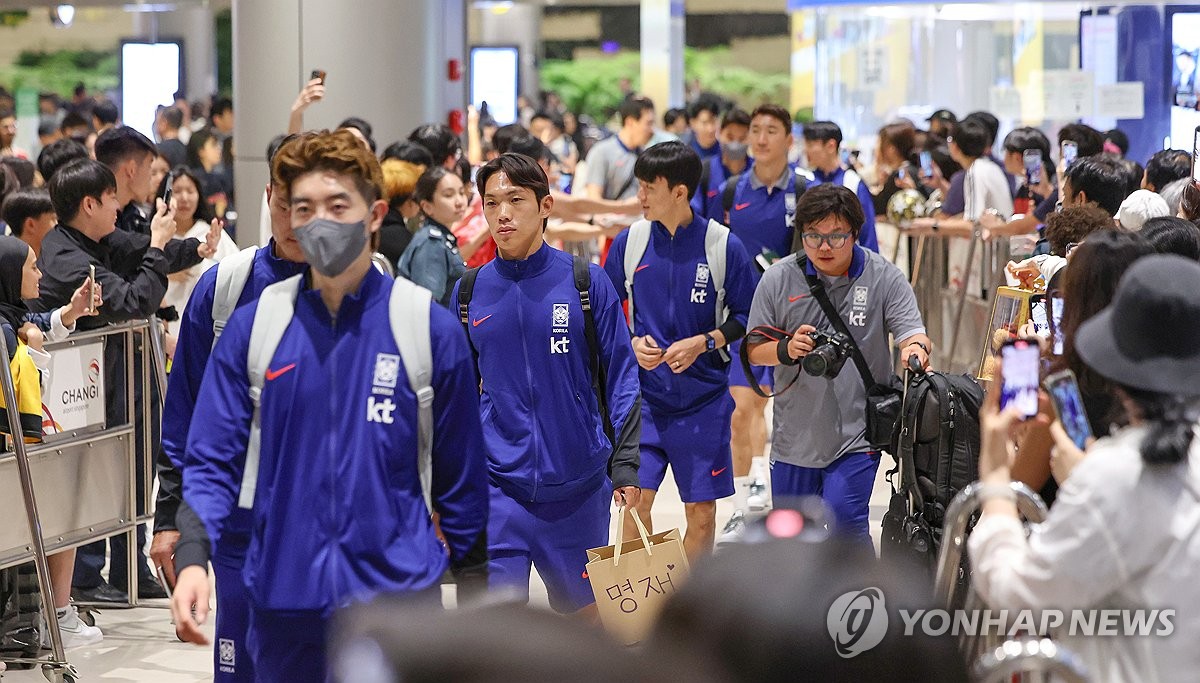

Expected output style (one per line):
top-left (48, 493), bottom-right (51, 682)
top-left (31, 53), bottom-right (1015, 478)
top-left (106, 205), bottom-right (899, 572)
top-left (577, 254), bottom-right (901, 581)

top-left (1043, 70), bottom-right (1095, 119)
top-left (1096, 82), bottom-right (1145, 120)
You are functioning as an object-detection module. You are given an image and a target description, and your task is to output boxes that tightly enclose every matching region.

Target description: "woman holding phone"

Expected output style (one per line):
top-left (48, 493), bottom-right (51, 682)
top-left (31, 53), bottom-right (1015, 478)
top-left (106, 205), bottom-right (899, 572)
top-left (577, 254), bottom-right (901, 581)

top-left (969, 254), bottom-right (1200, 683)
top-left (158, 166), bottom-right (238, 336)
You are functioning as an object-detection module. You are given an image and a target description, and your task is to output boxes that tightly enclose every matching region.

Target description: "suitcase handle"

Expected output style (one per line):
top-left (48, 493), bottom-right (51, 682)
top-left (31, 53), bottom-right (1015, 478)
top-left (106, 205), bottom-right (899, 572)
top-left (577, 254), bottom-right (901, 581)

top-left (613, 504), bottom-right (654, 567)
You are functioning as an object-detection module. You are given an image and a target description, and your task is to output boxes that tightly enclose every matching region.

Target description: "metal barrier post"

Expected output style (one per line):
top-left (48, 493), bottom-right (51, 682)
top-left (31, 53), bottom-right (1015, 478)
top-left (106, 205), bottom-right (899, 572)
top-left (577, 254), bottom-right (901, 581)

top-left (0, 328), bottom-right (73, 678)
top-left (946, 232), bottom-right (981, 369)
top-left (126, 326), bottom-right (140, 608)
top-left (972, 638), bottom-right (1090, 683)
top-left (146, 316), bottom-right (169, 408)
top-left (934, 480), bottom-right (1048, 607)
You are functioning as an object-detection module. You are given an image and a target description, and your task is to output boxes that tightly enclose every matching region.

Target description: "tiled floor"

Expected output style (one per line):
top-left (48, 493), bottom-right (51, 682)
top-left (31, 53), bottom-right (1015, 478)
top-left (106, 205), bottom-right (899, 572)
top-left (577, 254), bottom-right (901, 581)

top-left (0, 464), bottom-right (894, 682)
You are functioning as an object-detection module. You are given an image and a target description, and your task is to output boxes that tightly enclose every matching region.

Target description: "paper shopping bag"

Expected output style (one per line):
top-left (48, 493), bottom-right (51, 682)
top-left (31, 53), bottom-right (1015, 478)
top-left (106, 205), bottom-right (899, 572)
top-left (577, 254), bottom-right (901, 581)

top-left (585, 506), bottom-right (690, 645)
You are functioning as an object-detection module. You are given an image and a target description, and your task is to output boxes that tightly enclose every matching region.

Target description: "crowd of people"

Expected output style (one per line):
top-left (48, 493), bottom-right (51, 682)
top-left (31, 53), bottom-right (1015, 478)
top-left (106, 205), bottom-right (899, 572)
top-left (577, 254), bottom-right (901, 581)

top-left (0, 77), bottom-right (1198, 683)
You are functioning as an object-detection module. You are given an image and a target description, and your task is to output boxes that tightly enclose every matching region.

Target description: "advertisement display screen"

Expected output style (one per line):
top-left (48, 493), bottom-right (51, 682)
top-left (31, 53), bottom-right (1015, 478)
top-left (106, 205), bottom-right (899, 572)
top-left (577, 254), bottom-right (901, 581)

top-left (1170, 10), bottom-right (1200, 147)
top-left (120, 41), bottom-right (182, 142)
top-left (470, 46), bottom-right (519, 126)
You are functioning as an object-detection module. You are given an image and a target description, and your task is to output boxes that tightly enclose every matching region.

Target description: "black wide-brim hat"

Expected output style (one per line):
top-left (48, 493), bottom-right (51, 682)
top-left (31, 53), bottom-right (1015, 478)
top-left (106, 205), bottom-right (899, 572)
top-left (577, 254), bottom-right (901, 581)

top-left (1076, 254), bottom-right (1200, 395)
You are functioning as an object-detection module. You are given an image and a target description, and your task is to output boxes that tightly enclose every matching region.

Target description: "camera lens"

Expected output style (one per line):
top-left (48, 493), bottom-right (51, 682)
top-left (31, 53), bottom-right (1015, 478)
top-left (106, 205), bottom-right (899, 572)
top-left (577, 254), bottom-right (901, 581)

top-left (802, 347), bottom-right (834, 377)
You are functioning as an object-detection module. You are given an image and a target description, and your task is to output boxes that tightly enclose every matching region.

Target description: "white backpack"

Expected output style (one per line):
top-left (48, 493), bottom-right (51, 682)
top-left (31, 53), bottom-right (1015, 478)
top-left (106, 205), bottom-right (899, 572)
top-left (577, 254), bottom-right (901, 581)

top-left (236, 274), bottom-right (436, 516)
top-left (210, 246), bottom-right (258, 347)
top-left (621, 218), bottom-right (730, 339)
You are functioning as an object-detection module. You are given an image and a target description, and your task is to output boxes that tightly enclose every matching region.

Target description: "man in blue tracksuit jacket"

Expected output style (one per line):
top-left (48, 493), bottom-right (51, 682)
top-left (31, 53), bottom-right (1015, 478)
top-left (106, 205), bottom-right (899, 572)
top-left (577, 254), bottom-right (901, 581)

top-left (454, 152), bottom-right (641, 614)
top-left (175, 131), bottom-right (489, 681)
top-left (156, 133), bottom-right (309, 682)
top-left (603, 142), bottom-right (757, 560)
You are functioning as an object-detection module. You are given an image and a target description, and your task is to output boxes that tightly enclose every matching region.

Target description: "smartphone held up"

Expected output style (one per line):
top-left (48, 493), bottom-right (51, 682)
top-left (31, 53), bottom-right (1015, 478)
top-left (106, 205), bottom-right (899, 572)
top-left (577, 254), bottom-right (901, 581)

top-left (999, 339), bottom-right (1040, 420)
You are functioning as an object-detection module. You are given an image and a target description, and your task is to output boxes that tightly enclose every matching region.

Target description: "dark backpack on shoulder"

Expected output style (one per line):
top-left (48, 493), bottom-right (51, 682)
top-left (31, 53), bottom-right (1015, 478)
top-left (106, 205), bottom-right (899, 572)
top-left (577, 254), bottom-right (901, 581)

top-left (881, 369), bottom-right (984, 576)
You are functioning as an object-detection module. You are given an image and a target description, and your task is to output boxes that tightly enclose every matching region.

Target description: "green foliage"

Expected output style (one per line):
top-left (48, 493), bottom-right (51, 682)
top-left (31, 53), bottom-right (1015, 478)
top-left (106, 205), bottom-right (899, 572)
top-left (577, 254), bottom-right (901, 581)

top-left (0, 49), bottom-right (118, 96)
top-left (540, 52), bottom-right (640, 124)
top-left (0, 11), bottom-right (28, 28)
top-left (540, 47), bottom-right (790, 122)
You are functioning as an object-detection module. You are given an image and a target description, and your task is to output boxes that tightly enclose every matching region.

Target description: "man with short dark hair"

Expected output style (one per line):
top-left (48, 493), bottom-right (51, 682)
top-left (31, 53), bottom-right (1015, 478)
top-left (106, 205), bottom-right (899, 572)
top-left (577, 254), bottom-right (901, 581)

top-left (59, 111), bottom-right (90, 142)
top-left (2, 188), bottom-right (55, 255)
top-left (603, 142), bottom-right (756, 559)
top-left (691, 108), bottom-right (751, 219)
top-left (927, 108), bottom-right (956, 139)
top-left (455, 152), bottom-right (641, 613)
top-left (37, 137), bottom-right (87, 184)
top-left (585, 96), bottom-right (656, 201)
top-left (156, 106), bottom-right (188, 167)
top-left (92, 100), bottom-right (119, 133)
top-left (1063, 155), bottom-right (1128, 217)
top-left (745, 183), bottom-right (931, 540)
top-left (704, 103), bottom-right (801, 537)
top-left (801, 121), bottom-right (879, 252)
top-left (686, 96), bottom-right (722, 161)
top-left (408, 124), bottom-right (462, 170)
top-left (662, 107), bottom-right (689, 137)
top-left (1144, 149), bottom-right (1192, 193)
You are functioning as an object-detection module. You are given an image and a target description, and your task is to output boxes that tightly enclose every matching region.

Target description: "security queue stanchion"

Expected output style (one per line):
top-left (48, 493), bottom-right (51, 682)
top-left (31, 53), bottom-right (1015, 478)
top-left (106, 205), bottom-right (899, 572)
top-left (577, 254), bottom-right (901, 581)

top-left (945, 230), bottom-right (981, 370)
top-left (0, 327), bottom-right (77, 681)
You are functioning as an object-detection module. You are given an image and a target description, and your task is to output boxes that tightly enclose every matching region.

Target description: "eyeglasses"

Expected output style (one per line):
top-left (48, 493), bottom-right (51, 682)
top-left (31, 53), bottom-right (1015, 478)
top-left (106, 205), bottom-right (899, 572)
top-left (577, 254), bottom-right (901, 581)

top-left (801, 232), bottom-right (852, 249)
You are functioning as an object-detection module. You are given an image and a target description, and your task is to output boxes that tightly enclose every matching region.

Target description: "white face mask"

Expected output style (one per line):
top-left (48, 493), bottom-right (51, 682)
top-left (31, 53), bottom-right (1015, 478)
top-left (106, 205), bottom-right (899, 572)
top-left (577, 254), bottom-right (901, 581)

top-left (293, 217), bottom-right (368, 277)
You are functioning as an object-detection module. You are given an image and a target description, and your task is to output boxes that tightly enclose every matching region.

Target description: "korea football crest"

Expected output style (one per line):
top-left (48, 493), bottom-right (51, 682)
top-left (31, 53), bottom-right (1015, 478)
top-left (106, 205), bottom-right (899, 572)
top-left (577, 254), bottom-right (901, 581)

top-left (550, 303), bottom-right (571, 354)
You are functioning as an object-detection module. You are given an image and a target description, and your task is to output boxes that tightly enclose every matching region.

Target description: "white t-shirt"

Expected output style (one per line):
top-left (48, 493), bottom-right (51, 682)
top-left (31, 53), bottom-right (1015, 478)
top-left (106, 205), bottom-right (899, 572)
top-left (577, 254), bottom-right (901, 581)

top-left (949, 157), bottom-right (1015, 296)
top-left (163, 219), bottom-right (240, 335)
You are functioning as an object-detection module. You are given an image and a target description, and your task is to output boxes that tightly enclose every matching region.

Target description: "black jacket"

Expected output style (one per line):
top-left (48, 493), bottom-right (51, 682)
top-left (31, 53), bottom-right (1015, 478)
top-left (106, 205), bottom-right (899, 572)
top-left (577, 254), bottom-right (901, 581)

top-left (377, 207), bottom-right (414, 269)
top-left (115, 203), bottom-right (204, 275)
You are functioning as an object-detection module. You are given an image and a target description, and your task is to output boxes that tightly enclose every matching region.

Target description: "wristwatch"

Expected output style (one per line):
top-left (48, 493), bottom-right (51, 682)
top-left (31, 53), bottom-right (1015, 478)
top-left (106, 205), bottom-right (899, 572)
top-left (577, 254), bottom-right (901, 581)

top-left (704, 333), bottom-right (716, 352)
top-left (909, 340), bottom-right (930, 354)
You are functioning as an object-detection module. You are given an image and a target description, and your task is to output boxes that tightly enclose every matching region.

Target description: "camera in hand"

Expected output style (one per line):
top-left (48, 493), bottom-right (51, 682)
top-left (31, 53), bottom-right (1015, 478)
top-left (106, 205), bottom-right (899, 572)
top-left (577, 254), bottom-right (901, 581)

top-left (802, 330), bottom-right (853, 378)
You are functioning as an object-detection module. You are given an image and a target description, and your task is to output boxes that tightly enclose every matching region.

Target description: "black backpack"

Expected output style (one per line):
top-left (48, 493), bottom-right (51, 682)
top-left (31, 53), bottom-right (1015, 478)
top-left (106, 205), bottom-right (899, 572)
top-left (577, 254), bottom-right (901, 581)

top-left (881, 368), bottom-right (984, 575)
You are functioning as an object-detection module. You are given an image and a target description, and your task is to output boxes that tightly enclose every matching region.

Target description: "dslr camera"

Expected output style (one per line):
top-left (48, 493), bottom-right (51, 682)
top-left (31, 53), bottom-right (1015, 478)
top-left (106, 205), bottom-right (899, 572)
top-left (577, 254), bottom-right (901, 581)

top-left (802, 330), bottom-right (854, 378)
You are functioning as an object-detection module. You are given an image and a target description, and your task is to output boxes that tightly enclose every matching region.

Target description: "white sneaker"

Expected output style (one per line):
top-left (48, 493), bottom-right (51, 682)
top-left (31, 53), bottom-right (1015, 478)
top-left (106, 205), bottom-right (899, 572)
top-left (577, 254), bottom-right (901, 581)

top-left (42, 605), bottom-right (103, 649)
top-left (717, 509), bottom-right (747, 546)
top-left (746, 478), bottom-right (769, 512)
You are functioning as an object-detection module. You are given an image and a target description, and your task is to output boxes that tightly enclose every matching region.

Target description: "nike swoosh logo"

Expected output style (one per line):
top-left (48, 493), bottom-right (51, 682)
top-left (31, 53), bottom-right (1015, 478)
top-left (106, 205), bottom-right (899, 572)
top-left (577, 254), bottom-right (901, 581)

top-left (265, 363), bottom-right (296, 381)
top-left (707, 190), bottom-right (719, 198)
top-left (472, 315), bottom-right (492, 327)
top-left (789, 294), bottom-right (810, 302)
top-left (711, 467), bottom-right (728, 477)
top-left (635, 265), bottom-right (650, 273)
top-left (734, 202), bottom-right (751, 211)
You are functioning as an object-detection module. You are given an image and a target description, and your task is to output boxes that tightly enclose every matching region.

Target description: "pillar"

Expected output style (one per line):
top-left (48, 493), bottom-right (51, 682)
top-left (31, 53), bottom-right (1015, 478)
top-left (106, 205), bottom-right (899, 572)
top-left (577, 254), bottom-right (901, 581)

top-left (231, 0), bottom-right (467, 247)
top-left (640, 0), bottom-right (685, 111)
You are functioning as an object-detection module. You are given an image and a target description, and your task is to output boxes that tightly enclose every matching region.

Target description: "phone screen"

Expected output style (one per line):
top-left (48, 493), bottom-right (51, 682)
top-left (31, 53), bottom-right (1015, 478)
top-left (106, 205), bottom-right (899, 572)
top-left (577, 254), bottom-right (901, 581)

top-left (840, 149), bottom-right (851, 167)
top-left (919, 151), bottom-right (933, 178)
top-left (1023, 150), bottom-right (1043, 186)
top-left (1045, 371), bottom-right (1092, 449)
top-left (1192, 127), bottom-right (1200, 183)
top-left (87, 264), bottom-right (96, 314)
top-left (1050, 295), bottom-right (1065, 355)
top-left (1030, 298), bottom-right (1050, 337)
top-left (161, 171), bottom-right (174, 207)
top-left (1062, 141), bottom-right (1078, 170)
top-left (1000, 340), bottom-right (1040, 419)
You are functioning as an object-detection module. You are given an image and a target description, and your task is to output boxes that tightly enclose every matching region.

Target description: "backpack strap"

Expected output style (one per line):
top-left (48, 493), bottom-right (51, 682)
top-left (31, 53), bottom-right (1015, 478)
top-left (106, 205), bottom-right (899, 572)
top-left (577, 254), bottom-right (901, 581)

top-left (238, 274), bottom-right (304, 510)
top-left (211, 246), bottom-right (258, 348)
top-left (457, 266), bottom-right (482, 364)
top-left (704, 219), bottom-right (731, 362)
top-left (389, 277), bottom-right (436, 516)
top-left (574, 255), bottom-right (616, 446)
top-left (841, 168), bottom-right (863, 194)
top-left (621, 220), bottom-right (652, 333)
top-left (721, 173), bottom-right (742, 224)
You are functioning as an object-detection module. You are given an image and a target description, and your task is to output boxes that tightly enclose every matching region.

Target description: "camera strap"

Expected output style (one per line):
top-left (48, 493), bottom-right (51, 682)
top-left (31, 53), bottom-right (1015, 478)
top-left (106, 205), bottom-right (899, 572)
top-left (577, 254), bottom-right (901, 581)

top-left (798, 255), bottom-right (879, 392)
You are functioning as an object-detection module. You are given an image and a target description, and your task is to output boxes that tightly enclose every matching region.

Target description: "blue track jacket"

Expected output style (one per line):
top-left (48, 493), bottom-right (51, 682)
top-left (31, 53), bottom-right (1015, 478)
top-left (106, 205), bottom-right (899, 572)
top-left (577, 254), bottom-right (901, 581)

top-left (163, 242), bottom-right (305, 553)
top-left (603, 213), bottom-right (757, 415)
top-left (184, 267), bottom-right (488, 614)
top-left (453, 243), bottom-right (641, 504)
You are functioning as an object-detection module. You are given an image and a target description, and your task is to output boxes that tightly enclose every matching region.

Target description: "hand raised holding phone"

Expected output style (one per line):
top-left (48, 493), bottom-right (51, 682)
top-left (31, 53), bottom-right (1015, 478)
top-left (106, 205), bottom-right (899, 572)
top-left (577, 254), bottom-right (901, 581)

top-left (61, 273), bottom-right (103, 327)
